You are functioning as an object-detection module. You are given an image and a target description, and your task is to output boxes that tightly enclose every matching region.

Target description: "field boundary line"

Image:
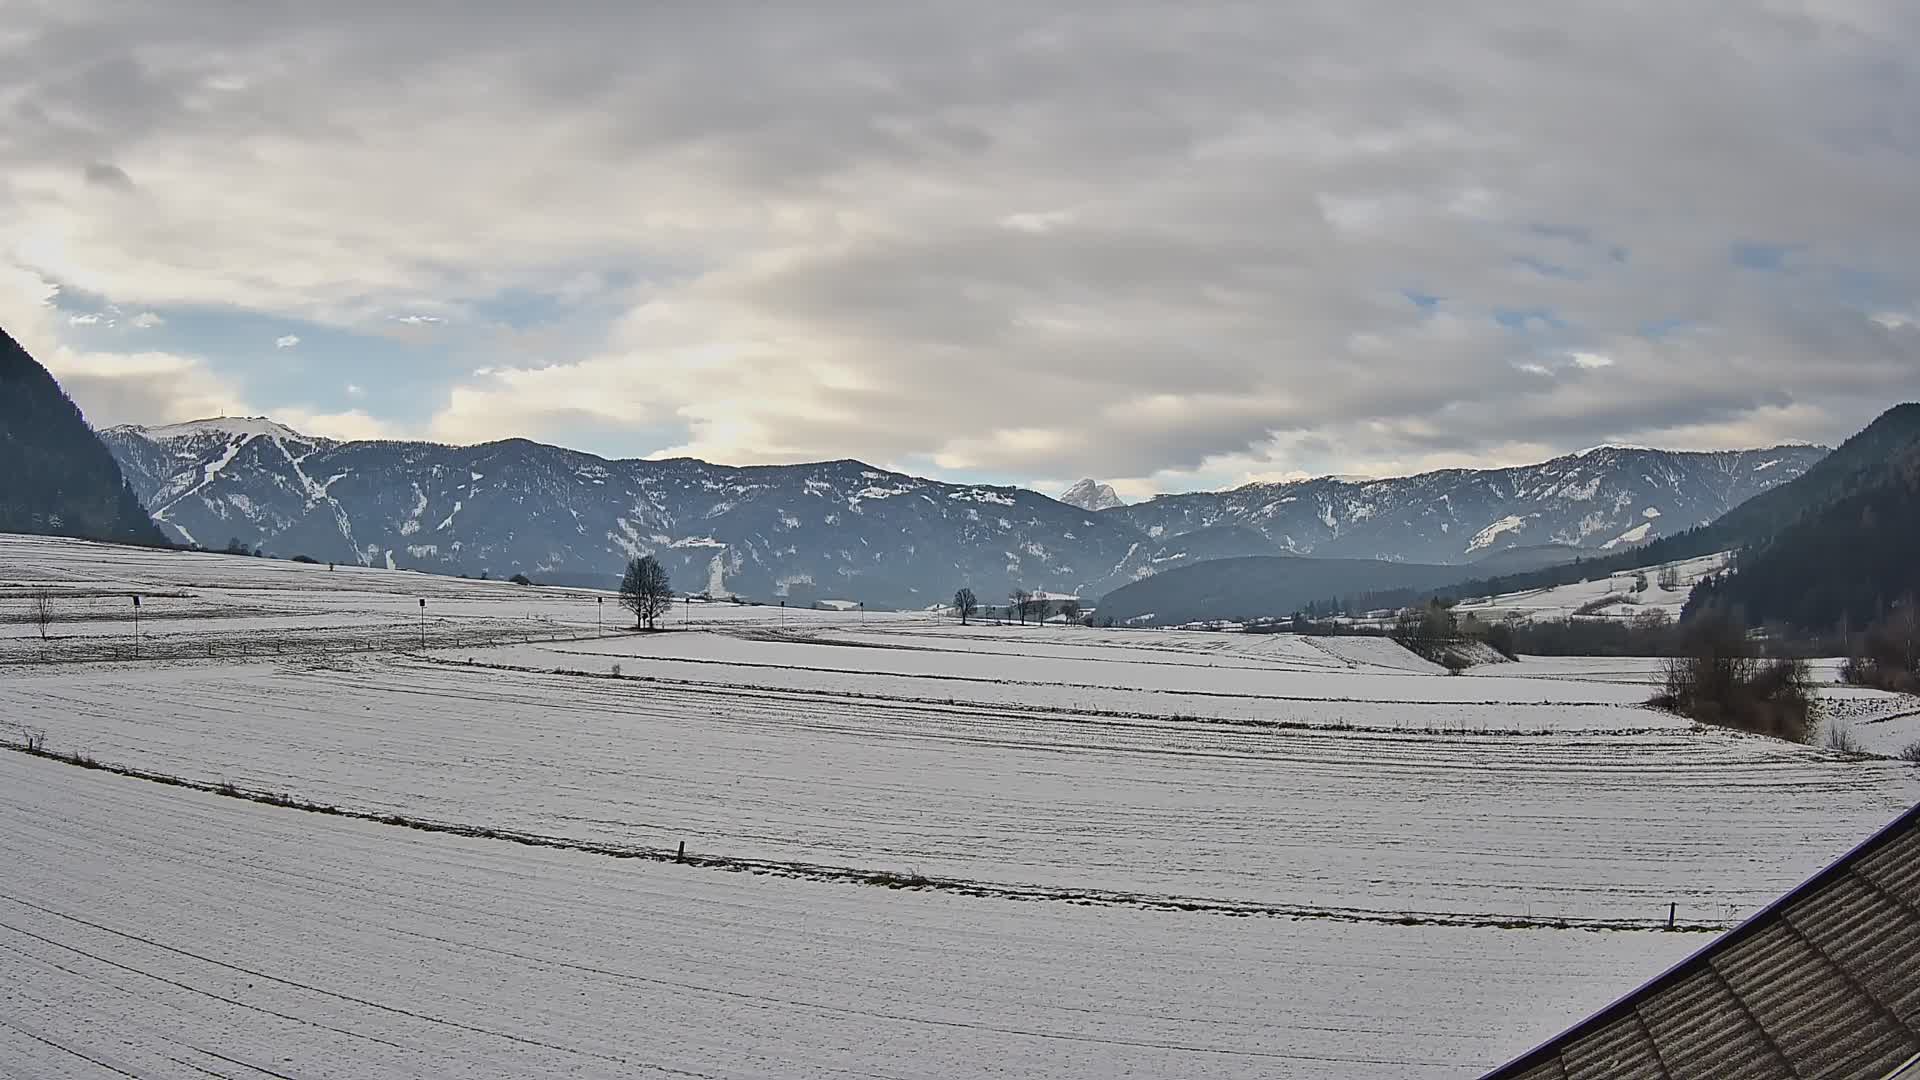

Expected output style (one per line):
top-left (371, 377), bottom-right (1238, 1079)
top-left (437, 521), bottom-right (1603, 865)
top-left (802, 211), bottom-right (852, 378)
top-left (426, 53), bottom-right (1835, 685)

top-left (437, 652), bottom-right (1654, 721)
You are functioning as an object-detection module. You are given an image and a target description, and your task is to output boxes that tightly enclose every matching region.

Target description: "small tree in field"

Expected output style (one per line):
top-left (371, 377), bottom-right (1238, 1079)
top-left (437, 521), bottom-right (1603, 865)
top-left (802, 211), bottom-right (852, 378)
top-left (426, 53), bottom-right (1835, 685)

top-left (1009, 588), bottom-right (1031, 626)
top-left (953, 587), bottom-right (978, 625)
top-left (30, 590), bottom-right (53, 640)
top-left (1059, 599), bottom-right (1081, 624)
top-left (620, 555), bottom-right (673, 630)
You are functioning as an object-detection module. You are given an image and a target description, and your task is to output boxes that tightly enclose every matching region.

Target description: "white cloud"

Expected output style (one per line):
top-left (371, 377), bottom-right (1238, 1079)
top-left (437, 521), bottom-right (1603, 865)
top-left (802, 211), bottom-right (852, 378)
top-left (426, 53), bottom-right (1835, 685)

top-left (0, 266), bottom-right (248, 427)
top-left (274, 334), bottom-right (300, 349)
top-left (1569, 351), bottom-right (1614, 370)
top-left (130, 311), bottom-right (164, 328)
top-left (46, 349), bottom-right (250, 428)
top-left (345, 383), bottom-right (365, 397)
top-left (1000, 210), bottom-right (1075, 233)
top-left (67, 312), bottom-right (105, 326)
top-left (273, 408), bottom-right (394, 441)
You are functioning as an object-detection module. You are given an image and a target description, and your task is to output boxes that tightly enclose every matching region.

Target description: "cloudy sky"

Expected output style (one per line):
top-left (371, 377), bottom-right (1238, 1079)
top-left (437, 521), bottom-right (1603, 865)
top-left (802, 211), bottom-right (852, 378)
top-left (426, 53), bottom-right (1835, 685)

top-left (3, 2), bottom-right (1918, 497)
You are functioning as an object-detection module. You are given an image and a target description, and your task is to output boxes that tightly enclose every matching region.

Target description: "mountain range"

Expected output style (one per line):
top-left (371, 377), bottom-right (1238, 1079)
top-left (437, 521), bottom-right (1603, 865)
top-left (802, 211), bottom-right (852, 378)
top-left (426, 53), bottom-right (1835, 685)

top-left (1106, 444), bottom-right (1825, 564)
top-left (98, 415), bottom-right (1825, 607)
top-left (1099, 402), bottom-right (1918, 629)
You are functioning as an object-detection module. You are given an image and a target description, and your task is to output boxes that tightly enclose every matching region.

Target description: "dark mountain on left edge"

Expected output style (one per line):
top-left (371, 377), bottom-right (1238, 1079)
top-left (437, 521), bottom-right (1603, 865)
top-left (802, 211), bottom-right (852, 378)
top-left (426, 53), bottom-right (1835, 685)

top-left (0, 325), bottom-right (165, 546)
top-left (100, 417), bottom-right (1825, 607)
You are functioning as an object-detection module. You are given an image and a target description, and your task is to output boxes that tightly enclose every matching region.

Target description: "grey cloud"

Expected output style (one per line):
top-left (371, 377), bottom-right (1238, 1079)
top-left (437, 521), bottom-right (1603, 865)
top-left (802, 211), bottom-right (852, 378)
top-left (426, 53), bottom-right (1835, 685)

top-left (83, 161), bottom-right (132, 189)
top-left (4, 2), bottom-right (1920, 486)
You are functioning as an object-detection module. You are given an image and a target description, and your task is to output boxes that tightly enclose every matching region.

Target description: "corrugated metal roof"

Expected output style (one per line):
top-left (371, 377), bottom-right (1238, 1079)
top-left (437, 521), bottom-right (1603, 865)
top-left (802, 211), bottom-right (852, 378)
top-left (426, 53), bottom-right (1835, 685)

top-left (1484, 803), bottom-right (1920, 1080)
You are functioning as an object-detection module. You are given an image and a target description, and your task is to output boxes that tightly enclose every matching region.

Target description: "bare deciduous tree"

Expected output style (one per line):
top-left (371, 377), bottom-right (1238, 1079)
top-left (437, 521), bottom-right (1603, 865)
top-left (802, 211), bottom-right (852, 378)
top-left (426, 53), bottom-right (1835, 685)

top-left (31, 590), bottom-right (53, 641)
top-left (1008, 588), bottom-right (1031, 626)
top-left (953, 587), bottom-right (978, 625)
top-left (620, 555), bottom-right (674, 630)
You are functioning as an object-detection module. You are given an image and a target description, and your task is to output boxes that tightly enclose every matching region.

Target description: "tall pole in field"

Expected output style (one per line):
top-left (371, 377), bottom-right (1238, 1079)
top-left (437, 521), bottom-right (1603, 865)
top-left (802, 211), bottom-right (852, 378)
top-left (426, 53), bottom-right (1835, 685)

top-left (418, 597), bottom-right (426, 650)
top-left (597, 595), bottom-right (603, 636)
top-left (131, 594), bottom-right (140, 658)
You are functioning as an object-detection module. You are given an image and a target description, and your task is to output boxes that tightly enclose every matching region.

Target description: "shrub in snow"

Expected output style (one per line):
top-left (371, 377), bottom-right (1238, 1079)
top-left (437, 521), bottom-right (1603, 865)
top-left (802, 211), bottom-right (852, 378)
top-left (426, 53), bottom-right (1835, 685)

top-left (1823, 723), bottom-right (1863, 755)
top-left (1655, 610), bottom-right (1816, 744)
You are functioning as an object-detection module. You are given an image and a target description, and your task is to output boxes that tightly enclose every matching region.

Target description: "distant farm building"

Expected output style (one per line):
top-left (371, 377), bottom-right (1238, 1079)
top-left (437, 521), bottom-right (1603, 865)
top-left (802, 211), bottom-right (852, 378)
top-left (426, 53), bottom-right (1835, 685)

top-left (1030, 591), bottom-right (1084, 620)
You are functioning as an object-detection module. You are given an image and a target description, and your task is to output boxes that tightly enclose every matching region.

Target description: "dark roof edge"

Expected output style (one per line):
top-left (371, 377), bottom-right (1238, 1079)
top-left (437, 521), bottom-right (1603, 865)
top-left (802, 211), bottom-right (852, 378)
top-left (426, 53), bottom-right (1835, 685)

top-left (1482, 799), bottom-right (1920, 1079)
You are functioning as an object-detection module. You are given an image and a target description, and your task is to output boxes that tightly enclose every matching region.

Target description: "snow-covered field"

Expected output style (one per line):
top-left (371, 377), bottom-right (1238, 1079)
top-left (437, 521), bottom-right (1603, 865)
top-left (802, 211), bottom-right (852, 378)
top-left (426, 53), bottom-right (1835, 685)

top-left (0, 750), bottom-right (1698, 1080)
top-left (3, 532), bottom-right (1917, 1078)
top-left (1491, 655), bottom-right (1920, 756)
top-left (0, 533), bottom-right (870, 662)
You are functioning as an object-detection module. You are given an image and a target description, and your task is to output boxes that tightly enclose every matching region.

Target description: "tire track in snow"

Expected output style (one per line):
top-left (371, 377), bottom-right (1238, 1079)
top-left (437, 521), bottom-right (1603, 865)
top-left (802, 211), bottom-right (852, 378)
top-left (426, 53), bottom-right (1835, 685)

top-left (0, 897), bottom-right (724, 1079)
top-left (0, 1015), bottom-right (147, 1079)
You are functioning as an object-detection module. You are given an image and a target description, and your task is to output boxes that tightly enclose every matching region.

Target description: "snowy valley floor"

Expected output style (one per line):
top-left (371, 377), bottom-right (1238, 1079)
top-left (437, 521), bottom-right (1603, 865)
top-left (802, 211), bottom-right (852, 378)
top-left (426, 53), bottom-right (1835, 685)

top-left (2, 534), bottom-right (1918, 1077)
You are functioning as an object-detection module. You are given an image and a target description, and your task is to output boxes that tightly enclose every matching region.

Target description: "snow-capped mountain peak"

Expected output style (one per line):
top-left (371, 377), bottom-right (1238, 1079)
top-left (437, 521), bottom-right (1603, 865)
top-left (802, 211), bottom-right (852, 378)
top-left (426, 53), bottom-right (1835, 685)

top-left (115, 416), bottom-right (317, 444)
top-left (1059, 478), bottom-right (1125, 512)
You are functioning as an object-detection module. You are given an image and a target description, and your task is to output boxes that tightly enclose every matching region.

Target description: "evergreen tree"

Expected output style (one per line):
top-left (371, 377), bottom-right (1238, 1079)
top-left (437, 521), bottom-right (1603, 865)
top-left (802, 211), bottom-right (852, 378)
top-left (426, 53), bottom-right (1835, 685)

top-left (1690, 442), bottom-right (1920, 631)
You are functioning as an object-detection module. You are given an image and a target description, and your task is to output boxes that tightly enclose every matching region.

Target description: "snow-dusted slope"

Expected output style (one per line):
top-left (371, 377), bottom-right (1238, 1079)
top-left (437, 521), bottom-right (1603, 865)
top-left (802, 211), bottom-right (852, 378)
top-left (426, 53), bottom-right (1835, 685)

top-left (1106, 445), bottom-right (1826, 564)
top-left (100, 419), bottom-right (1822, 603)
top-left (103, 424), bottom-right (1177, 603)
top-left (1452, 552), bottom-right (1733, 623)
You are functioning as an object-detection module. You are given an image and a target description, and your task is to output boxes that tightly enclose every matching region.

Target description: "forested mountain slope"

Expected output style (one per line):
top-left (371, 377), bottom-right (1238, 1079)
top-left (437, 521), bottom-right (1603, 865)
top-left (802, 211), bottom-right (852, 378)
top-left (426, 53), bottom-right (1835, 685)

top-left (0, 326), bottom-right (165, 546)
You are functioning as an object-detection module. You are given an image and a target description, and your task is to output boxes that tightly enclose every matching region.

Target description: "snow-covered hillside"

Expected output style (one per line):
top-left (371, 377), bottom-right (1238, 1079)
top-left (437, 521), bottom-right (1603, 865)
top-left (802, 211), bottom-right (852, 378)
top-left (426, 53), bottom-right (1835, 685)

top-left (1452, 552), bottom-right (1733, 623)
top-left (101, 419), bottom-right (1208, 605)
top-left (99, 418), bottom-right (1823, 605)
top-left (1108, 444), bottom-right (1826, 564)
